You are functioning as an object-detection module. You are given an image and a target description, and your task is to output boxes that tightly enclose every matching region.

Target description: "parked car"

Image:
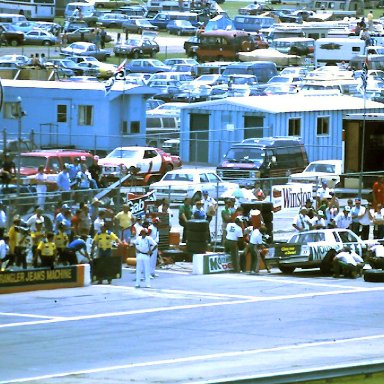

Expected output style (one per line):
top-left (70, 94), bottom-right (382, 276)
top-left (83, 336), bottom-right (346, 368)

top-left (0, 54), bottom-right (29, 65)
top-left (19, 149), bottom-right (94, 188)
top-left (122, 18), bottom-right (158, 34)
top-left (77, 60), bottom-right (117, 78)
top-left (113, 37), bottom-right (159, 58)
top-left (166, 20), bottom-right (197, 35)
top-left (112, 5), bottom-right (147, 17)
top-left (97, 12), bottom-right (131, 28)
top-left (170, 63), bottom-right (197, 76)
top-left (163, 58), bottom-right (198, 67)
top-left (125, 59), bottom-right (171, 73)
top-left (60, 42), bottom-right (111, 61)
top-left (11, 21), bottom-right (36, 33)
top-left (22, 29), bottom-right (58, 46)
top-left (34, 21), bottom-right (62, 35)
top-left (98, 146), bottom-right (182, 184)
top-left (64, 27), bottom-right (112, 43)
top-left (0, 24), bottom-right (24, 46)
top-left (149, 79), bottom-right (182, 102)
top-left (238, 2), bottom-right (271, 15)
top-left (63, 20), bottom-right (89, 33)
top-left (288, 160), bottom-right (343, 189)
top-left (150, 169), bottom-right (239, 201)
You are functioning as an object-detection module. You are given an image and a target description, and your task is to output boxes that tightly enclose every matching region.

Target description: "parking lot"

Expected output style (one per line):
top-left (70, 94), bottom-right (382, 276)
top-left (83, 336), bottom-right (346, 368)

top-left (1, 265), bottom-right (384, 383)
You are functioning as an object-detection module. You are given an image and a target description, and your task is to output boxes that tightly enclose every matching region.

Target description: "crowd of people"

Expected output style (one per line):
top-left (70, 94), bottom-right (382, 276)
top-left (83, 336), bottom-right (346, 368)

top-left (291, 178), bottom-right (384, 240)
top-left (0, 198), bottom-right (163, 287)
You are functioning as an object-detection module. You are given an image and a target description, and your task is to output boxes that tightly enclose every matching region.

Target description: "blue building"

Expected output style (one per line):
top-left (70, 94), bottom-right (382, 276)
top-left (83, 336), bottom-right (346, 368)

top-left (0, 79), bottom-right (157, 152)
top-left (179, 95), bottom-right (384, 165)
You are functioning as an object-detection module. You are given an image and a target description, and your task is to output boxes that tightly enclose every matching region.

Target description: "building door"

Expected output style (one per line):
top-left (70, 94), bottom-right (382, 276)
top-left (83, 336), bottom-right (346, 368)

top-left (189, 113), bottom-right (209, 163)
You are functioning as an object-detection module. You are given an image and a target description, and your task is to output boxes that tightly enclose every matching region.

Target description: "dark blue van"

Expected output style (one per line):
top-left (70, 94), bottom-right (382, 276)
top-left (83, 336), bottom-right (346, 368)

top-left (233, 15), bottom-right (275, 32)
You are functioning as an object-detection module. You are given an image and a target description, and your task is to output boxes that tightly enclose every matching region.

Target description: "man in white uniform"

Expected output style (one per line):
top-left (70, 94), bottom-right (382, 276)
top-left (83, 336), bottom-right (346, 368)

top-left (225, 217), bottom-right (244, 273)
top-left (148, 217), bottom-right (160, 278)
top-left (134, 228), bottom-right (157, 288)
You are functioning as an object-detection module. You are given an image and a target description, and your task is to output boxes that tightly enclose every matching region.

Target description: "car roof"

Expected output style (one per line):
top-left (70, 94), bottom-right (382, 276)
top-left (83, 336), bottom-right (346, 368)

top-left (21, 150), bottom-right (93, 156)
top-left (165, 169), bottom-right (215, 174)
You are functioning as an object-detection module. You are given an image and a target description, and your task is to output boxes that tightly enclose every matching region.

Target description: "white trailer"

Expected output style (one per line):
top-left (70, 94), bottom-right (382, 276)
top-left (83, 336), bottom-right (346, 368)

top-left (314, 38), bottom-right (366, 67)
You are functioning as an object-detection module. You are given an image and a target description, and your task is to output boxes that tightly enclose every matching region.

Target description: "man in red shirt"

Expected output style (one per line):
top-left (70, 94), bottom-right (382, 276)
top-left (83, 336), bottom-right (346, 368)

top-left (372, 176), bottom-right (384, 209)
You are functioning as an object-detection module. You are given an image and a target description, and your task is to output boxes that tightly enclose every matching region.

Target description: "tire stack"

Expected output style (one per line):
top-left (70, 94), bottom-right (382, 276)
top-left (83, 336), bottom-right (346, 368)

top-left (186, 219), bottom-right (209, 254)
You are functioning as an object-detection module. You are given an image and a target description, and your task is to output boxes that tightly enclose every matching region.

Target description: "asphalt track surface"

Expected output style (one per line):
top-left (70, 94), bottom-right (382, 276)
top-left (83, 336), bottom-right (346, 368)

top-left (1, 264), bottom-right (384, 384)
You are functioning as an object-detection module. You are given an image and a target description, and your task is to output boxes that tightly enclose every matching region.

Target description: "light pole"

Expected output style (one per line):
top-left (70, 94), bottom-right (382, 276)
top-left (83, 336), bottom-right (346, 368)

top-left (15, 97), bottom-right (25, 196)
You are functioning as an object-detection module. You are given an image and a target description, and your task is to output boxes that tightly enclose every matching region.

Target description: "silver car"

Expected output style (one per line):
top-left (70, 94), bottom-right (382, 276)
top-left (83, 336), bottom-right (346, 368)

top-left (23, 29), bottom-right (58, 46)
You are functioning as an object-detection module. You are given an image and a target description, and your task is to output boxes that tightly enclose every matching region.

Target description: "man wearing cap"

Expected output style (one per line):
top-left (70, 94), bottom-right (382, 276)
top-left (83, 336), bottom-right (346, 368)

top-left (332, 246), bottom-right (364, 279)
top-left (334, 206), bottom-right (352, 229)
top-left (114, 204), bottom-right (134, 243)
top-left (148, 217), bottom-right (160, 278)
top-left (292, 207), bottom-right (311, 232)
top-left (311, 211), bottom-right (327, 229)
top-left (134, 228), bottom-right (157, 288)
top-left (192, 200), bottom-right (206, 220)
top-left (27, 207), bottom-right (45, 232)
top-left (225, 217), bottom-right (244, 273)
top-left (316, 180), bottom-right (331, 208)
top-left (37, 232), bottom-right (57, 270)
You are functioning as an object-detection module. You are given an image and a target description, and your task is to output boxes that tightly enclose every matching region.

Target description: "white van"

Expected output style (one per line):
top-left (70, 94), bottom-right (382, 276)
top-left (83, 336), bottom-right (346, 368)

top-left (64, 2), bottom-right (96, 19)
top-left (314, 37), bottom-right (365, 67)
top-left (273, 37), bottom-right (315, 56)
top-left (0, 13), bottom-right (27, 23)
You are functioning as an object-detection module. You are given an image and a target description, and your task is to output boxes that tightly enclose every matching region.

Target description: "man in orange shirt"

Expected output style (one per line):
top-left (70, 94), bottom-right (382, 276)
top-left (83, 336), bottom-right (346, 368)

top-left (372, 176), bottom-right (384, 209)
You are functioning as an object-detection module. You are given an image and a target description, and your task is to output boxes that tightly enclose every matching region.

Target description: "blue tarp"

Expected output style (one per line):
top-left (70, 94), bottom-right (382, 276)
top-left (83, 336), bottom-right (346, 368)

top-left (204, 14), bottom-right (234, 31)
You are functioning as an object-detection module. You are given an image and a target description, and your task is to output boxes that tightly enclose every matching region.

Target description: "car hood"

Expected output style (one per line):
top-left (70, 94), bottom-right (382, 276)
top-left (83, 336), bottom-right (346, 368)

top-left (98, 158), bottom-right (142, 166)
top-left (290, 172), bottom-right (339, 179)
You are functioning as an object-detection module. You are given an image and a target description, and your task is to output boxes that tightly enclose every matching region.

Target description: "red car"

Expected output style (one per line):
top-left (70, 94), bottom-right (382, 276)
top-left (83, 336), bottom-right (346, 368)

top-left (98, 146), bottom-right (182, 185)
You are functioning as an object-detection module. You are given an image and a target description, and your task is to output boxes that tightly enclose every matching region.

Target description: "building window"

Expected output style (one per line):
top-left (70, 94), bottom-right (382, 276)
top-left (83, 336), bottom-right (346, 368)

top-left (131, 121), bottom-right (140, 134)
top-left (57, 105), bottom-right (67, 123)
top-left (317, 116), bottom-right (329, 136)
top-left (2, 102), bottom-right (19, 119)
top-left (288, 118), bottom-right (301, 136)
top-left (78, 105), bottom-right (93, 126)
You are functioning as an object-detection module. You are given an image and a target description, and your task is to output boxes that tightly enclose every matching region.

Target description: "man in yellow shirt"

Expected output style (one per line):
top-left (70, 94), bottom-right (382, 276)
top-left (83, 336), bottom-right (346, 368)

top-left (114, 204), bottom-right (133, 242)
top-left (31, 220), bottom-right (45, 268)
top-left (37, 232), bottom-right (57, 270)
top-left (55, 222), bottom-right (69, 265)
top-left (91, 224), bottom-right (121, 284)
top-left (91, 224), bottom-right (120, 259)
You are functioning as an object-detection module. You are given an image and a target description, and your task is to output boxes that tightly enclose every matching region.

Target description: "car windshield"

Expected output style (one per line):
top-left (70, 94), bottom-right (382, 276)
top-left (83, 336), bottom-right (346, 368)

top-left (163, 173), bottom-right (194, 182)
top-left (306, 163), bottom-right (336, 173)
top-left (106, 149), bottom-right (142, 159)
top-left (289, 232), bottom-right (326, 244)
top-left (224, 147), bottom-right (264, 162)
top-left (20, 156), bottom-right (47, 168)
top-left (126, 38), bottom-right (140, 45)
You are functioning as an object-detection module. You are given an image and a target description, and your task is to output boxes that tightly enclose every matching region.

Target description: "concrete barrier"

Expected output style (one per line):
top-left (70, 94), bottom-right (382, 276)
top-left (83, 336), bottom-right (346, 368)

top-left (192, 252), bottom-right (233, 275)
top-left (0, 264), bottom-right (91, 294)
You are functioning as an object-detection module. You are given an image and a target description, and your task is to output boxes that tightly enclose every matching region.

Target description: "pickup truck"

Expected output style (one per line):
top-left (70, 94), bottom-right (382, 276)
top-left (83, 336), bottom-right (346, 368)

top-left (267, 228), bottom-right (368, 274)
top-left (0, 24), bottom-right (24, 46)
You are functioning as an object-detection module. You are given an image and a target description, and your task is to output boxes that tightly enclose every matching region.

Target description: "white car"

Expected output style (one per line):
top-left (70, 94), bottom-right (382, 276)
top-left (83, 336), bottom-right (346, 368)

top-left (288, 160), bottom-right (343, 189)
top-left (98, 146), bottom-right (181, 182)
top-left (150, 169), bottom-right (239, 201)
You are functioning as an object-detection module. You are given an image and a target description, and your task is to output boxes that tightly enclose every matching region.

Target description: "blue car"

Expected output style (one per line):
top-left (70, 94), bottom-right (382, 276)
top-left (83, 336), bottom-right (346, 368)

top-left (125, 59), bottom-right (171, 74)
top-left (166, 20), bottom-right (197, 35)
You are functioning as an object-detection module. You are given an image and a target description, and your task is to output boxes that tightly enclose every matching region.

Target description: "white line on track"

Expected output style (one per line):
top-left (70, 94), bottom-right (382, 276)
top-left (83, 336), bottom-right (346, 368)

top-left (3, 333), bottom-right (384, 383)
top-left (0, 312), bottom-right (64, 319)
top-left (1, 285), bottom-right (384, 329)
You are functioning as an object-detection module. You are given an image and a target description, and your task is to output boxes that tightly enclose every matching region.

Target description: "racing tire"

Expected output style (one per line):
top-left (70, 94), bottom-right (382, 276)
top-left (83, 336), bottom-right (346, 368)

top-left (186, 230), bottom-right (209, 242)
top-left (278, 266), bottom-right (295, 274)
top-left (186, 219), bottom-right (209, 232)
top-left (364, 269), bottom-right (384, 282)
top-left (187, 240), bottom-right (208, 254)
